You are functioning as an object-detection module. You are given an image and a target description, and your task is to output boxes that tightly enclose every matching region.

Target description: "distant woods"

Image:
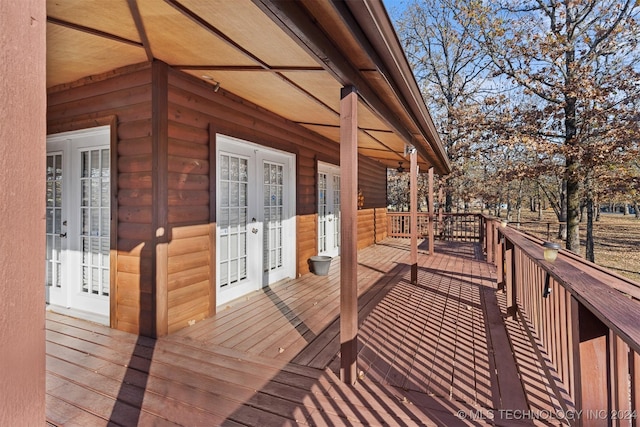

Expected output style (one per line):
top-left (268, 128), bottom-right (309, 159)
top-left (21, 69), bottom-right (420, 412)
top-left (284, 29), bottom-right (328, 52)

top-left (388, 0), bottom-right (640, 261)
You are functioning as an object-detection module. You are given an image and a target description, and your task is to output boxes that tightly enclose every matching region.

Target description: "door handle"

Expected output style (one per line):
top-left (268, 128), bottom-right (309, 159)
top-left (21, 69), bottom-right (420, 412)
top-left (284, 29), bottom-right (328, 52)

top-left (60, 232), bottom-right (67, 238)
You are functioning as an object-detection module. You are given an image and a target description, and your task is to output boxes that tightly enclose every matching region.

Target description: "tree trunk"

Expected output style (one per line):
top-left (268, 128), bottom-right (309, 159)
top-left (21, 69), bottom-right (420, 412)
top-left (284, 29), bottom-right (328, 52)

top-left (585, 183), bottom-right (595, 262)
top-left (564, 27), bottom-right (580, 254)
top-left (445, 191), bottom-right (453, 213)
top-left (558, 180), bottom-right (568, 240)
top-left (566, 163), bottom-right (581, 252)
top-left (537, 185), bottom-right (543, 220)
top-left (586, 198), bottom-right (594, 262)
top-left (634, 201), bottom-right (639, 219)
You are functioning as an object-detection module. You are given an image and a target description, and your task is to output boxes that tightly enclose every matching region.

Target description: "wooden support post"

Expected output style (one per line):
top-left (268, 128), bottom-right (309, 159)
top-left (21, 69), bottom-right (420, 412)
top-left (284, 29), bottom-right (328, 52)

top-left (1, 2), bottom-right (46, 423)
top-left (339, 85), bottom-right (358, 384)
top-left (571, 297), bottom-right (610, 426)
top-left (428, 167), bottom-right (435, 255)
top-left (410, 149), bottom-right (418, 284)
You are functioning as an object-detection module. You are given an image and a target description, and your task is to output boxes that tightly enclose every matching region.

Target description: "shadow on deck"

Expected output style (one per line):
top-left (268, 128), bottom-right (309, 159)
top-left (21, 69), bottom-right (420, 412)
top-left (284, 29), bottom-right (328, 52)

top-left (46, 239), bottom-right (571, 426)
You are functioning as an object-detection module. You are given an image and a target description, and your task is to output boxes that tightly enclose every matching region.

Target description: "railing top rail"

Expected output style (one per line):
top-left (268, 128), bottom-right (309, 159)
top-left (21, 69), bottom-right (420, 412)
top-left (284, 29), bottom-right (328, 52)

top-left (387, 212), bottom-right (480, 216)
top-left (496, 221), bottom-right (640, 355)
top-left (486, 215), bottom-right (640, 294)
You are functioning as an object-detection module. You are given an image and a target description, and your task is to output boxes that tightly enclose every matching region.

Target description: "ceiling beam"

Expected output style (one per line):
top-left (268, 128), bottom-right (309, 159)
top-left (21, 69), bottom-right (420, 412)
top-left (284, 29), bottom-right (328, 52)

top-left (175, 65), bottom-right (325, 72)
top-left (127, 0), bottom-right (154, 61)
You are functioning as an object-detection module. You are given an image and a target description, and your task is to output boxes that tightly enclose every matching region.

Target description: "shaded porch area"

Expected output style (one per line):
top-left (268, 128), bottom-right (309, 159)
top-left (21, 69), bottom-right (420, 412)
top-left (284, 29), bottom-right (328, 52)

top-left (46, 239), bottom-right (568, 426)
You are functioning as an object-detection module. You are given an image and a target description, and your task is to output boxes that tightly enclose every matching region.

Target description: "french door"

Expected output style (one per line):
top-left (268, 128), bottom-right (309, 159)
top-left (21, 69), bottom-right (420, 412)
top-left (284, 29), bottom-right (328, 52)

top-left (216, 135), bottom-right (296, 305)
top-left (46, 126), bottom-right (111, 323)
top-left (318, 162), bottom-right (341, 257)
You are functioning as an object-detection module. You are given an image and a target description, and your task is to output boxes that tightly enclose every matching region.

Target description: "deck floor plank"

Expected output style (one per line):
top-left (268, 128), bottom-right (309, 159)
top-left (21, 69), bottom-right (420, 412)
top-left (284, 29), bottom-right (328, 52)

top-left (46, 238), bottom-right (569, 426)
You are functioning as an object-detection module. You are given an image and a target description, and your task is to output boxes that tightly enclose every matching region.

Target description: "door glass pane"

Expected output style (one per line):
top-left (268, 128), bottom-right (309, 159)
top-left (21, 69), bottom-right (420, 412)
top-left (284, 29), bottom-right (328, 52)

top-left (263, 161), bottom-right (284, 272)
top-left (318, 172), bottom-right (327, 253)
top-left (79, 148), bottom-right (110, 296)
top-left (45, 153), bottom-right (63, 288)
top-left (219, 154), bottom-right (248, 288)
top-left (333, 175), bottom-right (341, 250)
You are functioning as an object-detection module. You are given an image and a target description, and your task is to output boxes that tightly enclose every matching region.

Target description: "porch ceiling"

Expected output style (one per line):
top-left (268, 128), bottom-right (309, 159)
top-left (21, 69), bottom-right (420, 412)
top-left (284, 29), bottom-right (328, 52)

top-left (46, 0), bottom-right (451, 174)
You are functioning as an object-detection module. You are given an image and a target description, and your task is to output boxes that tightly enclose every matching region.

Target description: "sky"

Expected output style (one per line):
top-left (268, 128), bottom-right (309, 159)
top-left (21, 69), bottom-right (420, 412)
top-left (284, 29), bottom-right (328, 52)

top-left (382, 0), bottom-right (409, 20)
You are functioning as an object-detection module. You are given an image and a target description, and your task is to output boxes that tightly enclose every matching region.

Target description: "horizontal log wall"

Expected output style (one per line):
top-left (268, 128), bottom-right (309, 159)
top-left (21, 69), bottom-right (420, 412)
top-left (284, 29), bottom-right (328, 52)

top-left (48, 62), bottom-right (392, 335)
top-left (48, 63), bottom-right (154, 335)
top-left (357, 155), bottom-right (388, 250)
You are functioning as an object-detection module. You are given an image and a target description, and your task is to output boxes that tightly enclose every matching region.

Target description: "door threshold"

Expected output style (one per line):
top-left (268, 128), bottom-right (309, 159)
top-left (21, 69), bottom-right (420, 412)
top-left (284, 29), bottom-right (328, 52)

top-left (46, 304), bottom-right (109, 326)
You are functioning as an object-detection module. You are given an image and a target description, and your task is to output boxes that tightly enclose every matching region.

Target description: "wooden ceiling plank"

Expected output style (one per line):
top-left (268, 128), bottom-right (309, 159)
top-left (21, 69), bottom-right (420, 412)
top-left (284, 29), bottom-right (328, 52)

top-left (47, 17), bottom-right (142, 48)
top-left (165, 0), bottom-right (339, 120)
top-left (164, 0), bottom-right (270, 69)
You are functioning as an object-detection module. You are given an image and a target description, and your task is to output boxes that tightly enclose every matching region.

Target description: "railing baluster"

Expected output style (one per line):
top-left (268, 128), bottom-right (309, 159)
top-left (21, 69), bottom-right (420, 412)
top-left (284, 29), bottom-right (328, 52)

top-left (633, 352), bottom-right (639, 427)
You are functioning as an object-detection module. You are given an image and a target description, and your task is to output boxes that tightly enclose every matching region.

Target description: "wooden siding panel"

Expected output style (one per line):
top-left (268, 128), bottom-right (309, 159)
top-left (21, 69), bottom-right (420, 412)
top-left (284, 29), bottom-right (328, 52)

top-left (167, 235), bottom-right (210, 257)
top-left (117, 136), bottom-right (152, 157)
top-left (168, 266), bottom-right (210, 293)
top-left (298, 214), bottom-right (318, 275)
top-left (48, 85), bottom-right (152, 121)
top-left (118, 171), bottom-right (153, 189)
top-left (168, 296), bottom-right (209, 334)
top-left (165, 94), bottom-right (214, 330)
top-left (357, 208), bottom-right (376, 249)
top-left (358, 155), bottom-right (387, 209)
top-left (168, 281), bottom-right (210, 309)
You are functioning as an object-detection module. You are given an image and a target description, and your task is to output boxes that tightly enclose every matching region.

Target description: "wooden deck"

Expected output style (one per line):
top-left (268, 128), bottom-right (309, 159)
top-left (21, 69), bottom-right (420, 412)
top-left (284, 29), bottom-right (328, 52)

top-left (46, 239), bottom-right (569, 426)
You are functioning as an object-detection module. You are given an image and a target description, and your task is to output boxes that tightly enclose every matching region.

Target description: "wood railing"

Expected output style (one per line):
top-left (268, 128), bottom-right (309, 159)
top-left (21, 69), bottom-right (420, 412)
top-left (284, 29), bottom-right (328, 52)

top-left (387, 212), bottom-right (481, 242)
top-left (486, 217), bottom-right (640, 426)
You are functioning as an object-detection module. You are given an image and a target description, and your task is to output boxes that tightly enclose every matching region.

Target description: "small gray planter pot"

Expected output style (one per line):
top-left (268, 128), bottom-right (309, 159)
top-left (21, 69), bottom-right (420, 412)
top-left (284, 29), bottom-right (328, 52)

top-left (309, 256), bottom-right (332, 276)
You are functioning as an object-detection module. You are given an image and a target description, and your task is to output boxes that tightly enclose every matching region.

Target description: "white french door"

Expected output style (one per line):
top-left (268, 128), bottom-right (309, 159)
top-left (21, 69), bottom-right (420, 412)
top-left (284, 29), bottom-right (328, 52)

top-left (318, 162), bottom-right (341, 257)
top-left (46, 126), bottom-right (111, 323)
top-left (216, 135), bottom-right (296, 305)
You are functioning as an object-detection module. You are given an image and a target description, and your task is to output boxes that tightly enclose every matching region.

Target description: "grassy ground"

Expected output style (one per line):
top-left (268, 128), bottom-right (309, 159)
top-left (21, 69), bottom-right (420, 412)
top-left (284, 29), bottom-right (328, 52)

top-left (507, 209), bottom-right (640, 283)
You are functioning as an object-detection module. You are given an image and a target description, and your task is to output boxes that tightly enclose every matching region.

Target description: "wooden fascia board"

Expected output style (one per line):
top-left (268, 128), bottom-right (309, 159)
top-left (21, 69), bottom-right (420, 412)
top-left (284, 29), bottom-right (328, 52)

top-left (252, 0), bottom-right (420, 159)
top-left (329, 1), bottom-right (440, 165)
top-left (345, 0), bottom-right (451, 175)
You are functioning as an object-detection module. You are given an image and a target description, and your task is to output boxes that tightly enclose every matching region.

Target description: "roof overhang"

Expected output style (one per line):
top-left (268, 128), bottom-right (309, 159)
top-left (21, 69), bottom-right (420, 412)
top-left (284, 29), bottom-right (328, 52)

top-left (46, 0), bottom-right (451, 174)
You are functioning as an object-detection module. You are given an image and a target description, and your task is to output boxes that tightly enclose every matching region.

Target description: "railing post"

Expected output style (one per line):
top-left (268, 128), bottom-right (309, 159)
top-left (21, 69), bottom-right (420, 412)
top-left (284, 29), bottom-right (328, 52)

top-left (493, 224), bottom-right (500, 267)
top-left (487, 220), bottom-right (494, 264)
top-left (504, 240), bottom-right (516, 318)
top-left (496, 232), bottom-right (504, 289)
top-left (428, 167), bottom-right (434, 255)
top-left (438, 188), bottom-right (444, 239)
top-left (571, 297), bottom-right (610, 426)
top-left (409, 148), bottom-right (418, 284)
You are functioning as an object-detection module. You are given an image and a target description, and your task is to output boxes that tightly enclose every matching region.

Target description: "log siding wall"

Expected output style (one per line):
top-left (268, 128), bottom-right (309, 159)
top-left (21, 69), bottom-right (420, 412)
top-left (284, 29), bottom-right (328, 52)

top-left (47, 61), bottom-right (390, 336)
top-left (48, 63), bottom-right (155, 335)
